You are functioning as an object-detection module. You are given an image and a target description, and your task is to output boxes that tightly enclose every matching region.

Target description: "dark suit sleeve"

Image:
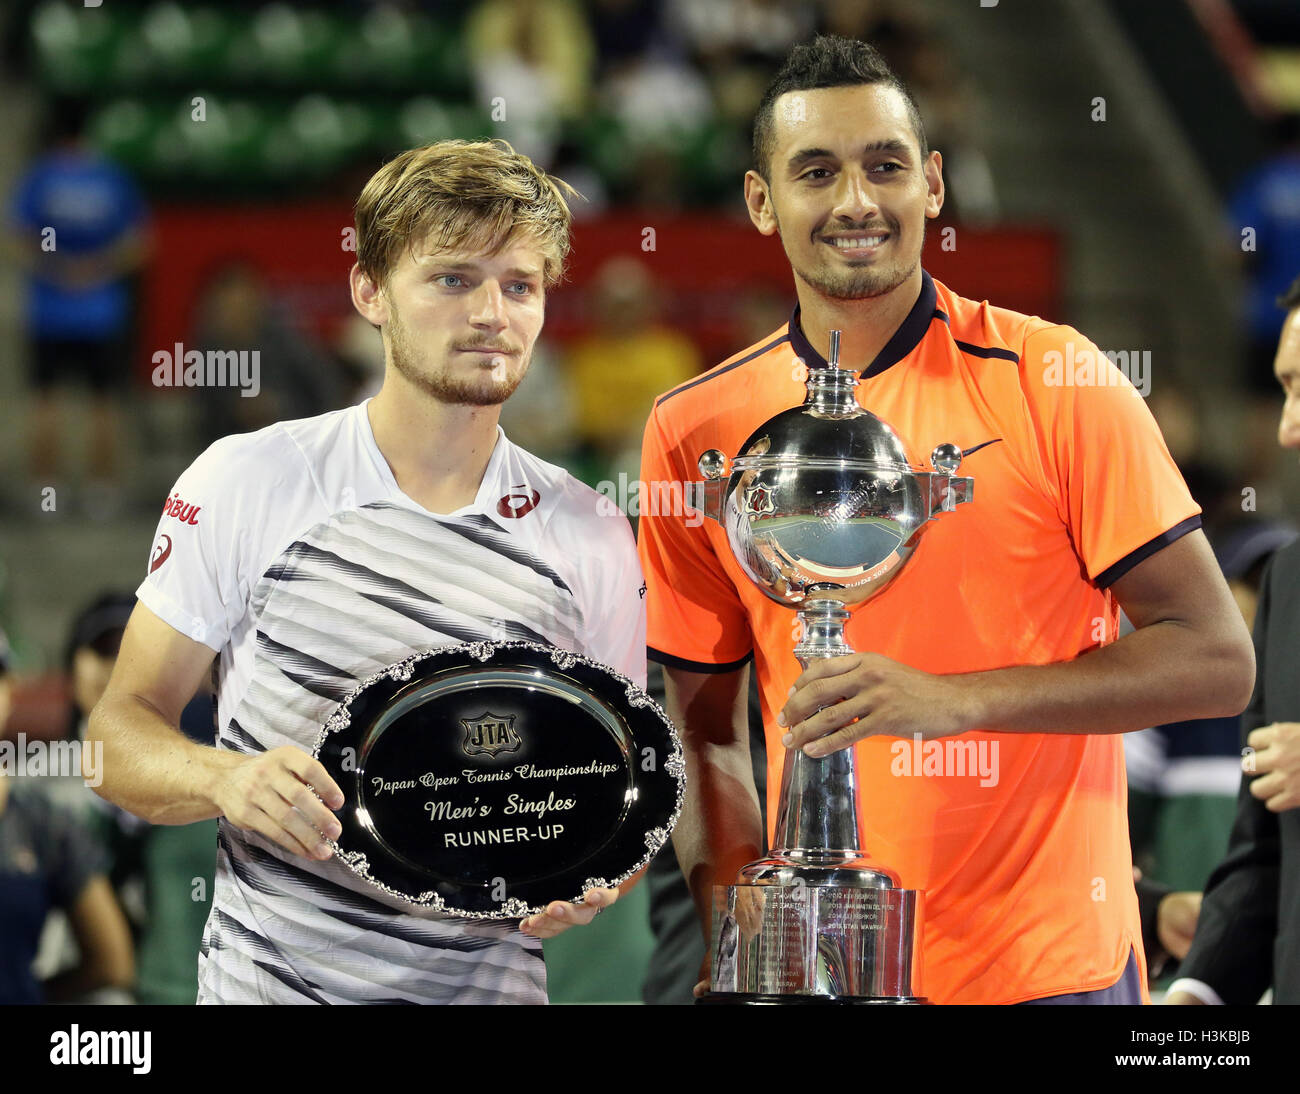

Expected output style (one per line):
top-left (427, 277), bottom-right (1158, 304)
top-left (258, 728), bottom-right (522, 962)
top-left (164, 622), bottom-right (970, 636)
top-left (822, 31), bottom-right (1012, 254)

top-left (1175, 554), bottom-right (1279, 1004)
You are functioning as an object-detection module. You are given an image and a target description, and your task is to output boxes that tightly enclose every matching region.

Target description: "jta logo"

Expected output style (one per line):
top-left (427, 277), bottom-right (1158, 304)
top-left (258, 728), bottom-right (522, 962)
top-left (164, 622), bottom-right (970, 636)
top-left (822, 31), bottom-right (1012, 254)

top-left (461, 712), bottom-right (522, 758)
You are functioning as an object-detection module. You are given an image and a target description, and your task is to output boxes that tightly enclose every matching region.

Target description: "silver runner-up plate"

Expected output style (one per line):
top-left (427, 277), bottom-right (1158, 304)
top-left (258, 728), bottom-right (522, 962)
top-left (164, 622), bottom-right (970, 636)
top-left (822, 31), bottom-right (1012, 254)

top-left (313, 640), bottom-right (685, 919)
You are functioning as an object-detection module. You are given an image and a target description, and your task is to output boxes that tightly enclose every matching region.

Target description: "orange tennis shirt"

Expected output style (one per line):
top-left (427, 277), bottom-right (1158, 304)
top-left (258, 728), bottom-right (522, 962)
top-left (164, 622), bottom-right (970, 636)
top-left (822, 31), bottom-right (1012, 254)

top-left (638, 271), bottom-right (1201, 1005)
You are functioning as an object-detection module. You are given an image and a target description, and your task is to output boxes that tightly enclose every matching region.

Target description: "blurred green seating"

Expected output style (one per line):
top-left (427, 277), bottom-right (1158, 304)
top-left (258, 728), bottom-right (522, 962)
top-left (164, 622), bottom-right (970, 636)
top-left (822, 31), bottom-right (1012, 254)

top-left (261, 94), bottom-right (375, 179)
top-left (221, 4), bottom-right (345, 88)
top-left (31, 0), bottom-right (133, 92)
top-left (135, 3), bottom-right (238, 86)
top-left (388, 98), bottom-right (494, 151)
top-left (89, 91), bottom-right (495, 186)
top-left (332, 8), bottom-right (468, 97)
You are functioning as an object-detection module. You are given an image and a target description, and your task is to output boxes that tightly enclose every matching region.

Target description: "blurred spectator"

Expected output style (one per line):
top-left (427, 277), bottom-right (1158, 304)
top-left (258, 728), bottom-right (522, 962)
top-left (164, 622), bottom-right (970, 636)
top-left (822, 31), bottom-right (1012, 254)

top-left (588, 32), bottom-right (716, 208)
top-left (0, 625), bottom-right (135, 1004)
top-left (589, 0), bottom-right (673, 79)
top-left (5, 97), bottom-right (150, 511)
top-left (191, 260), bottom-right (349, 447)
top-left (602, 57), bottom-right (715, 145)
top-left (666, 0), bottom-right (809, 135)
top-left (1227, 115), bottom-right (1300, 484)
top-left (1228, 113), bottom-right (1300, 395)
top-left (466, 0), bottom-right (595, 167)
top-left (67, 593), bottom-right (216, 1005)
top-left (563, 256), bottom-right (701, 482)
top-left (669, 0), bottom-right (813, 67)
top-left (67, 594), bottom-right (152, 924)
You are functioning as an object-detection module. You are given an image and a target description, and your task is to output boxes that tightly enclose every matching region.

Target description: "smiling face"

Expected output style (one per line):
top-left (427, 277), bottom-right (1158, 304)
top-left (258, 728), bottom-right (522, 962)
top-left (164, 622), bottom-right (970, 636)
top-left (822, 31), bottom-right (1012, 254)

top-left (745, 83), bottom-right (943, 302)
top-left (356, 234), bottom-right (547, 407)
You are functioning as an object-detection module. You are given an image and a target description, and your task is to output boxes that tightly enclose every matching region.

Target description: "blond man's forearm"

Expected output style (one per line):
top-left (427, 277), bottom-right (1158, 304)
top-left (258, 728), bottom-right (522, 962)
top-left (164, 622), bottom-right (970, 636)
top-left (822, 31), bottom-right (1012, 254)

top-left (87, 692), bottom-right (240, 825)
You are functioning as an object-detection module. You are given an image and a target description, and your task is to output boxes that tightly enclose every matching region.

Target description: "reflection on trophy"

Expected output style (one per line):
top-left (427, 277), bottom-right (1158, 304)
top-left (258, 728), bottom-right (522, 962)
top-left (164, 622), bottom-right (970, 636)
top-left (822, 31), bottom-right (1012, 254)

top-left (685, 331), bottom-right (974, 1004)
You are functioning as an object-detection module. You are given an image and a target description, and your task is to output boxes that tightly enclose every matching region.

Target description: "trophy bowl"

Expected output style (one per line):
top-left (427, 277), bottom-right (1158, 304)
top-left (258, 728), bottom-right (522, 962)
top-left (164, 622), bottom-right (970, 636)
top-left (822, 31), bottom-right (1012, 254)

top-left (686, 332), bottom-right (973, 1003)
top-left (710, 405), bottom-right (967, 609)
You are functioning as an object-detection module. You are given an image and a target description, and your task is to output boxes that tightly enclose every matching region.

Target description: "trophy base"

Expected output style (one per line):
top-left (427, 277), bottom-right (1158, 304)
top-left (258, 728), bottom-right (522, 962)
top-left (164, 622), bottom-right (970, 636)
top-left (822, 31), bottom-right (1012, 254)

top-left (709, 881), bottom-right (924, 1000)
top-left (697, 991), bottom-right (928, 1005)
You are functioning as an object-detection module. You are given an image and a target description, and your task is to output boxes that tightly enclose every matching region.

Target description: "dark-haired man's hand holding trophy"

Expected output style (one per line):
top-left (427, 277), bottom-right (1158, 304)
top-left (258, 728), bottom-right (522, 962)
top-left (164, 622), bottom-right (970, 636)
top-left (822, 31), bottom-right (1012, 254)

top-left (686, 331), bottom-right (974, 1004)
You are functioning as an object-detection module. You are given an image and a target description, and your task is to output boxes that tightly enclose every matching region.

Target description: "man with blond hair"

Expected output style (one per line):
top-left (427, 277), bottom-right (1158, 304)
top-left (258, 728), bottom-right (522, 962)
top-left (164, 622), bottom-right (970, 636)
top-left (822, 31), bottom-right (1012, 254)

top-left (87, 140), bottom-right (646, 1004)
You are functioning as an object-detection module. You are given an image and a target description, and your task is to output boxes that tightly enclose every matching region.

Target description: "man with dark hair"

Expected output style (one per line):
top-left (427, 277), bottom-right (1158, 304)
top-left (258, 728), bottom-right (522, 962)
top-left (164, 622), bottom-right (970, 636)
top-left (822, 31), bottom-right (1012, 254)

top-left (1166, 272), bottom-right (1300, 1004)
top-left (639, 36), bottom-right (1254, 1004)
top-left (751, 36), bottom-right (929, 182)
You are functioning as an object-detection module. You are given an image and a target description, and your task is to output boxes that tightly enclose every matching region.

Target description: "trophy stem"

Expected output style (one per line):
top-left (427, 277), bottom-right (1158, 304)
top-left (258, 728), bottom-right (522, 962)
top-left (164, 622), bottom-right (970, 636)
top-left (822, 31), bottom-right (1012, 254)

top-left (770, 596), bottom-right (869, 861)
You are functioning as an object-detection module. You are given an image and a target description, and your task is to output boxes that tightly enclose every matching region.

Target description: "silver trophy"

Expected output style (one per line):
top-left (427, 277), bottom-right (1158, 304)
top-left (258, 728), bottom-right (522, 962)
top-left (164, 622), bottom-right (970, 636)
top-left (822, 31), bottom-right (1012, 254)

top-left (685, 330), bottom-right (974, 1004)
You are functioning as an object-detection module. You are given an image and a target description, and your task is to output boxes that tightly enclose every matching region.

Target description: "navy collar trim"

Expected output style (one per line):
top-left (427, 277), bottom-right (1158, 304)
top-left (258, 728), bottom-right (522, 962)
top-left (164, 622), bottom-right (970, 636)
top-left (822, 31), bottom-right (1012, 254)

top-left (787, 270), bottom-right (939, 378)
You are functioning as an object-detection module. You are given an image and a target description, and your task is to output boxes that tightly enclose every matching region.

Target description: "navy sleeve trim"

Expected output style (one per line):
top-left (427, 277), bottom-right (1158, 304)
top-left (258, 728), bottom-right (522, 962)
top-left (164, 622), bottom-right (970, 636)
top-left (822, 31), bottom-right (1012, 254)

top-left (655, 335), bottom-right (790, 408)
top-left (1095, 515), bottom-right (1203, 589)
top-left (648, 646), bottom-right (754, 674)
top-left (953, 339), bottom-right (1020, 363)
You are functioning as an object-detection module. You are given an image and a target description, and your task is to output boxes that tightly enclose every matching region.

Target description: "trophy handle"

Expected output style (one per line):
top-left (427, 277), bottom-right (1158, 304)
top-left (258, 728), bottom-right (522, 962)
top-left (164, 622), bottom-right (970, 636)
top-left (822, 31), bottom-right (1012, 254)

top-left (685, 449), bottom-right (730, 525)
top-left (922, 472), bottom-right (974, 516)
top-left (684, 478), bottom-right (728, 524)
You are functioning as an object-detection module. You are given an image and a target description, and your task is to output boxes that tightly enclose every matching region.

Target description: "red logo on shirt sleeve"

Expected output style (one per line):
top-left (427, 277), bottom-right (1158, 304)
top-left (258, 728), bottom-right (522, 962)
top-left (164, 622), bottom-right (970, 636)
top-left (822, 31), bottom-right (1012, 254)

top-left (149, 534), bottom-right (173, 573)
top-left (162, 491), bottom-right (201, 526)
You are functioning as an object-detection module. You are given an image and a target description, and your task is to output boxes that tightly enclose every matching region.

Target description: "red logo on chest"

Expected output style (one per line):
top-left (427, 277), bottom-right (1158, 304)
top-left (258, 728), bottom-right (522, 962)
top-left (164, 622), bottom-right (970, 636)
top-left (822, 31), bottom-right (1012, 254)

top-left (496, 486), bottom-right (541, 519)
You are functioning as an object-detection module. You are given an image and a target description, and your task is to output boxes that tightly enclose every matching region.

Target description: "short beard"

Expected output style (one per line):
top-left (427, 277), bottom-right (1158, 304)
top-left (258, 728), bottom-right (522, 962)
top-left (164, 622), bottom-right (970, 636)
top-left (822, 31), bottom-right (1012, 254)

top-left (797, 260), bottom-right (917, 301)
top-left (780, 210), bottom-right (926, 301)
top-left (387, 305), bottom-right (528, 407)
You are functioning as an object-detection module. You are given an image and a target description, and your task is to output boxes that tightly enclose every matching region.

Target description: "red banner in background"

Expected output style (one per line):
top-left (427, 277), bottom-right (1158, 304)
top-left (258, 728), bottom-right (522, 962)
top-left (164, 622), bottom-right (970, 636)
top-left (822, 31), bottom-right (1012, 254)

top-left (139, 206), bottom-right (1060, 377)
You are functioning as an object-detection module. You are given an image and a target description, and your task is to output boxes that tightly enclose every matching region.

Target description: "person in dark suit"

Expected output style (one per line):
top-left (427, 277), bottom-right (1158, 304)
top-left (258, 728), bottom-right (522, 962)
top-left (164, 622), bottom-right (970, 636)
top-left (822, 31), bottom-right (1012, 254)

top-left (1166, 273), bottom-right (1300, 1004)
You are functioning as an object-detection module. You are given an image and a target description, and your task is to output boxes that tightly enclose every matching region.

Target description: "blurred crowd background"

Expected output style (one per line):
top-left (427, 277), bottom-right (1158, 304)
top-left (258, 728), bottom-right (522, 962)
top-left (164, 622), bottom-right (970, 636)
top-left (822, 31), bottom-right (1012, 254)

top-left (2, 0), bottom-right (1300, 1004)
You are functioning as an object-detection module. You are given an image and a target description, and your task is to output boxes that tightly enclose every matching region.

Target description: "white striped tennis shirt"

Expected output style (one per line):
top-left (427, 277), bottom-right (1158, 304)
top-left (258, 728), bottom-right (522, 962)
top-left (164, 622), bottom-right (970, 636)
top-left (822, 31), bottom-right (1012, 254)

top-left (137, 400), bottom-right (645, 1005)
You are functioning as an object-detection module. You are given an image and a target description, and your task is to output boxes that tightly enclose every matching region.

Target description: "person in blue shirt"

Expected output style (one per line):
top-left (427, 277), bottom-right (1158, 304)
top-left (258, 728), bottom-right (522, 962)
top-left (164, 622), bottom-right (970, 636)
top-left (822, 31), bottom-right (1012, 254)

top-left (7, 97), bottom-right (150, 509)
